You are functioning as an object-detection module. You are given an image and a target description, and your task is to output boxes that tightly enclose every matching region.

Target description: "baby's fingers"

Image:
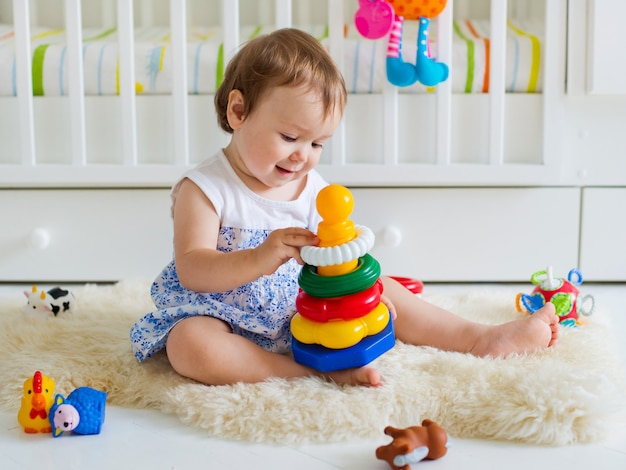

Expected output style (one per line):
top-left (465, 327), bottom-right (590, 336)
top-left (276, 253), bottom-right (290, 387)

top-left (280, 228), bottom-right (318, 265)
top-left (282, 227), bottom-right (319, 248)
top-left (381, 294), bottom-right (397, 320)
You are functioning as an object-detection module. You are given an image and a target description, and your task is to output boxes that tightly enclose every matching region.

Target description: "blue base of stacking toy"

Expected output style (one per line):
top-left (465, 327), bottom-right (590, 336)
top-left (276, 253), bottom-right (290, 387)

top-left (292, 319), bottom-right (395, 372)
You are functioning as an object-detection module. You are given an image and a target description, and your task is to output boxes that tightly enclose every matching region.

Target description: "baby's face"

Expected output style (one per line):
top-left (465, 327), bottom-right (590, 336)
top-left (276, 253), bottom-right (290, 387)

top-left (228, 85), bottom-right (341, 197)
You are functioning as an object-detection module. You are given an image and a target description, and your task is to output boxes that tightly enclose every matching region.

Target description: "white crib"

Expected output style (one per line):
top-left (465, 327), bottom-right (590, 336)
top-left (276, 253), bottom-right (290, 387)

top-left (1, 0), bottom-right (625, 283)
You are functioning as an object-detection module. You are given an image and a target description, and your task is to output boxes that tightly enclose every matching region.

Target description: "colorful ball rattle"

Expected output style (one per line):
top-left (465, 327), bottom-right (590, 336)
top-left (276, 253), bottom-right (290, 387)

top-left (516, 266), bottom-right (595, 327)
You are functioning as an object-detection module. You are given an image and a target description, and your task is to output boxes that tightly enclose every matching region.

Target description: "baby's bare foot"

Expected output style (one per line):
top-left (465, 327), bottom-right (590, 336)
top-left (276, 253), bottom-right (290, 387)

top-left (325, 365), bottom-right (381, 386)
top-left (471, 302), bottom-right (559, 357)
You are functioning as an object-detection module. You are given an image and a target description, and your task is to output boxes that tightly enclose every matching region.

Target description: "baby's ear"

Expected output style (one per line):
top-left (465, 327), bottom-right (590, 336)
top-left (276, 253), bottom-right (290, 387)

top-left (226, 89), bottom-right (246, 129)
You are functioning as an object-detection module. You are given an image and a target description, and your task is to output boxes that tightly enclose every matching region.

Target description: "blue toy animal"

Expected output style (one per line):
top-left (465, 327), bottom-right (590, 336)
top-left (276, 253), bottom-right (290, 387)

top-left (49, 387), bottom-right (107, 437)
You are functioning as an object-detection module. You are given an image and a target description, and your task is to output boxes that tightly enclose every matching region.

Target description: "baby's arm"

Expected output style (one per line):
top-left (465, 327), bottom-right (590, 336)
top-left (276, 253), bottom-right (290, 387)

top-left (173, 179), bottom-right (318, 293)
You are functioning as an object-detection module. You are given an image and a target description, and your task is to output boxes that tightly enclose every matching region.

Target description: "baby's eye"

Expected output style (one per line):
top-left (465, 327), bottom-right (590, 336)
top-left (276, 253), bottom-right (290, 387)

top-left (281, 134), bottom-right (296, 142)
top-left (312, 142), bottom-right (324, 149)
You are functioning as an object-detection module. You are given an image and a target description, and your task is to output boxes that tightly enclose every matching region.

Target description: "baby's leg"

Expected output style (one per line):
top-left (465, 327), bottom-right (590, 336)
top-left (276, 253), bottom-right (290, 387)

top-left (382, 277), bottom-right (559, 357)
top-left (165, 316), bottom-right (381, 386)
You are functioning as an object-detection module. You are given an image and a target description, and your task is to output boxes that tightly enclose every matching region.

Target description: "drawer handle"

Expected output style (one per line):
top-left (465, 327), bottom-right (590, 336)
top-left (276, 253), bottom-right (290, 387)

top-left (379, 226), bottom-right (403, 248)
top-left (29, 228), bottom-right (51, 250)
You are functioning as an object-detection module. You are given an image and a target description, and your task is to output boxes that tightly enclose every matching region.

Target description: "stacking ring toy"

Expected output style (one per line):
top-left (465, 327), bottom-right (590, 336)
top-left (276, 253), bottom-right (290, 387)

top-left (389, 276), bottom-right (424, 295)
top-left (290, 302), bottom-right (389, 349)
top-left (298, 253), bottom-right (381, 298)
top-left (301, 225), bottom-right (375, 267)
top-left (296, 279), bottom-right (383, 322)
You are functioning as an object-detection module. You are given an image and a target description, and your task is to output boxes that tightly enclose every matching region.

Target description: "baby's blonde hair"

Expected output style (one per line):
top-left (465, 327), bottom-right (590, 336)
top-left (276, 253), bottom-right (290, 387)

top-left (214, 28), bottom-right (347, 133)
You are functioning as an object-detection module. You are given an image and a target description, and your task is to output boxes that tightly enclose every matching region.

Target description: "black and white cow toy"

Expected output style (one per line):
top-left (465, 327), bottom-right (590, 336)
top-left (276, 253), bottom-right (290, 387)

top-left (23, 285), bottom-right (76, 318)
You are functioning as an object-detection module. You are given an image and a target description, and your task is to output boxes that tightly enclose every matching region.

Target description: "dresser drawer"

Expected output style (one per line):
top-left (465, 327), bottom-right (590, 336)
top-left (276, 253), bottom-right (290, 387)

top-left (0, 187), bottom-right (582, 283)
top-left (350, 187), bottom-right (581, 282)
top-left (0, 189), bottom-right (173, 282)
top-left (580, 187), bottom-right (626, 281)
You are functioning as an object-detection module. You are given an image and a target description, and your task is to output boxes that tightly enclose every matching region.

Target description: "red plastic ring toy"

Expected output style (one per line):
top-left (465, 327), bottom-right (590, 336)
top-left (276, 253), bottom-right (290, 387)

top-left (389, 276), bottom-right (424, 295)
top-left (296, 278), bottom-right (383, 322)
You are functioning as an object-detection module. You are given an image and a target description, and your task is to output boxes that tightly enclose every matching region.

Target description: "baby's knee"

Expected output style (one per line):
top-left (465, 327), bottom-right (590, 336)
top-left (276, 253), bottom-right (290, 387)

top-left (165, 316), bottom-right (228, 375)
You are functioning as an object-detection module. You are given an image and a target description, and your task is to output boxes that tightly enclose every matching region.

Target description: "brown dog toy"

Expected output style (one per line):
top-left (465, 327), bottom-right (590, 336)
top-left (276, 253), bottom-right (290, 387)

top-left (375, 419), bottom-right (449, 469)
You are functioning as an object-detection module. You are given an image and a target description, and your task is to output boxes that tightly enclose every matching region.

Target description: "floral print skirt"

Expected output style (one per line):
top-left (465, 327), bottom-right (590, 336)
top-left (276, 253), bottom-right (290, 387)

top-left (129, 260), bottom-right (300, 361)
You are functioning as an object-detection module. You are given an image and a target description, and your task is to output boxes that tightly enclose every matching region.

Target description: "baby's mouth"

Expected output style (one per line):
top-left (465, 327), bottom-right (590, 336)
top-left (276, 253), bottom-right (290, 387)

top-left (276, 166), bottom-right (297, 176)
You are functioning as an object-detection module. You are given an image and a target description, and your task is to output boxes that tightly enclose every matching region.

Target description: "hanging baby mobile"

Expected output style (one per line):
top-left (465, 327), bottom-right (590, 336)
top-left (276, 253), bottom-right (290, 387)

top-left (354, 0), bottom-right (449, 87)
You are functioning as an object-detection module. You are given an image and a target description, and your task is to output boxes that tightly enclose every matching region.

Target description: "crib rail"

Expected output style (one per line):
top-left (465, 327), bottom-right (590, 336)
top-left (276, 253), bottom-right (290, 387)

top-left (0, 0), bottom-right (567, 187)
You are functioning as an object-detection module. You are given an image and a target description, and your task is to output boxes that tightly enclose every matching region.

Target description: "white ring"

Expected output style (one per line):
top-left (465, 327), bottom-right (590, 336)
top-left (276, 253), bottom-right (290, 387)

top-left (301, 225), bottom-right (375, 267)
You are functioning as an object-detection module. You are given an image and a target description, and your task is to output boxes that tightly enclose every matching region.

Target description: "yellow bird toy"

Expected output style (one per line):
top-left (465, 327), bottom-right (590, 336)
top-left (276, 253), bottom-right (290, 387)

top-left (17, 370), bottom-right (55, 433)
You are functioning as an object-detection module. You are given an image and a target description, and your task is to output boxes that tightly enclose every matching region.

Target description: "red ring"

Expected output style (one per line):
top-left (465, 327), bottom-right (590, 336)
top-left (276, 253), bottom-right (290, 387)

top-left (296, 278), bottom-right (383, 322)
top-left (389, 276), bottom-right (424, 295)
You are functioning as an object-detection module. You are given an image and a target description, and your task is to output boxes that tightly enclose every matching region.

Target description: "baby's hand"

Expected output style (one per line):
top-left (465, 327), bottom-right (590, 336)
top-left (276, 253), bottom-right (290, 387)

top-left (381, 294), bottom-right (397, 320)
top-left (254, 228), bottom-right (319, 275)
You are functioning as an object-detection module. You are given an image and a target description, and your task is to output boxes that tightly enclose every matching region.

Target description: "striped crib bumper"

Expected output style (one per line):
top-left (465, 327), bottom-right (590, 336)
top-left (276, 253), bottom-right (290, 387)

top-left (0, 20), bottom-right (542, 97)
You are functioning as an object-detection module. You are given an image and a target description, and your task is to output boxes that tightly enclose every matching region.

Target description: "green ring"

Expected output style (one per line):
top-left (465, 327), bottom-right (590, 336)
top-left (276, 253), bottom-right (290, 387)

top-left (298, 253), bottom-right (381, 298)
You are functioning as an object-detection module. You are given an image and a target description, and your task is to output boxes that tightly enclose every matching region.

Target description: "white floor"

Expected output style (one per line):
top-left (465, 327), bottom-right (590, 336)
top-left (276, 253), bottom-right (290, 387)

top-left (1, 283), bottom-right (625, 470)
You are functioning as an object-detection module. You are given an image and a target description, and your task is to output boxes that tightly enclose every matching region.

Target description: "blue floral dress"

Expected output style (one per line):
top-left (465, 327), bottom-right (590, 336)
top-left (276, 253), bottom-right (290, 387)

top-left (130, 152), bottom-right (326, 361)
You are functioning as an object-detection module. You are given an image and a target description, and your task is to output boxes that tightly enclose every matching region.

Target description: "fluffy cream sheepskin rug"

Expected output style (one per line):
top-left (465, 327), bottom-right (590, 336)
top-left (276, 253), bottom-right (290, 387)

top-left (1, 280), bottom-right (624, 445)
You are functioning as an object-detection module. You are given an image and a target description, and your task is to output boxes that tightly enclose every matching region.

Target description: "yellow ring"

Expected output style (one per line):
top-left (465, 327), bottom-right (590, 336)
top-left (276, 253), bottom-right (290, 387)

top-left (290, 302), bottom-right (389, 349)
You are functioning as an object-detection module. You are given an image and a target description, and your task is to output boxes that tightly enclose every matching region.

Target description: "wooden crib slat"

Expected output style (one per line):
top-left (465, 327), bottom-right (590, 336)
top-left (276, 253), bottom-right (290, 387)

top-left (542, 0), bottom-right (566, 169)
top-left (64, 0), bottom-right (87, 166)
top-left (12, 0), bottom-right (36, 166)
top-left (436, 0), bottom-right (453, 166)
top-left (275, 0), bottom-right (292, 28)
top-left (327, 0), bottom-right (346, 166)
top-left (327, 0), bottom-right (344, 77)
top-left (489, 0), bottom-right (507, 166)
top-left (171, 0), bottom-right (190, 165)
top-left (117, 0), bottom-right (139, 165)
top-left (222, 0), bottom-right (240, 66)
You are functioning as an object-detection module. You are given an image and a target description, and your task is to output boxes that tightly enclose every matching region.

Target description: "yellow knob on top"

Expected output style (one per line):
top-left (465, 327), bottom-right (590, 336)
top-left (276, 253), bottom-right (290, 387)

top-left (315, 185), bottom-right (358, 276)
